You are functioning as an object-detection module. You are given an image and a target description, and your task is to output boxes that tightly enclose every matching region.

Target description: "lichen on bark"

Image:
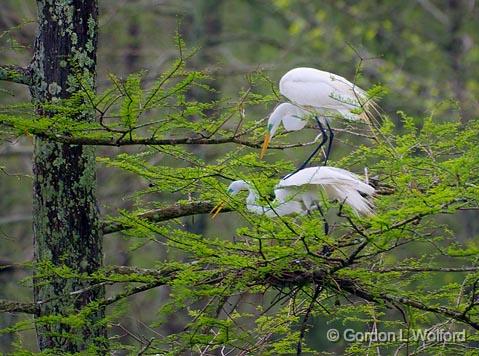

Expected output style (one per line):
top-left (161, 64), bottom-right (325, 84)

top-left (31, 1), bottom-right (106, 352)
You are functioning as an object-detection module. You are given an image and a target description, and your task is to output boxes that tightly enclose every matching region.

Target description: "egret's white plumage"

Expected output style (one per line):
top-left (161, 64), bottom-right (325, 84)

top-left (267, 103), bottom-right (310, 137)
top-left (211, 166), bottom-right (375, 218)
top-left (275, 166), bottom-right (375, 216)
top-left (261, 67), bottom-right (377, 161)
top-left (279, 67), bottom-right (370, 121)
top-left (220, 180), bottom-right (306, 217)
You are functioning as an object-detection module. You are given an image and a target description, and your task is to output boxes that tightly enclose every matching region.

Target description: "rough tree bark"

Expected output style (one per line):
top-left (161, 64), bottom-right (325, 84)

top-left (30, 1), bottom-right (106, 352)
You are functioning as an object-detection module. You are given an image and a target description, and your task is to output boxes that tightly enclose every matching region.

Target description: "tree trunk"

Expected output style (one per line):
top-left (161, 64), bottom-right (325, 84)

top-left (446, 0), bottom-right (472, 123)
top-left (30, 1), bottom-right (106, 352)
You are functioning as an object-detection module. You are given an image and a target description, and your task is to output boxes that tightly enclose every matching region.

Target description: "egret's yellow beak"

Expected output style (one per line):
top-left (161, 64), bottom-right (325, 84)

top-left (210, 201), bottom-right (226, 219)
top-left (259, 133), bottom-right (271, 159)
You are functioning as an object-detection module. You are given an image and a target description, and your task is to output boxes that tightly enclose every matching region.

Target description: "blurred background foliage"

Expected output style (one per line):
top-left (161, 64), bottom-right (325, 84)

top-left (1, 0), bottom-right (479, 353)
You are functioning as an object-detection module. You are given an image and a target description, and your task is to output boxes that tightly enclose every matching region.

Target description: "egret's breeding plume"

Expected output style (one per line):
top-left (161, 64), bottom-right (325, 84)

top-left (260, 67), bottom-right (378, 170)
top-left (210, 166), bottom-right (375, 219)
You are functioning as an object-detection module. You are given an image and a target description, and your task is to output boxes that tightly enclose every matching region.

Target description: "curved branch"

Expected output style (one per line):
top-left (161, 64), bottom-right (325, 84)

top-left (102, 201), bottom-right (232, 234)
top-left (0, 64), bottom-right (31, 86)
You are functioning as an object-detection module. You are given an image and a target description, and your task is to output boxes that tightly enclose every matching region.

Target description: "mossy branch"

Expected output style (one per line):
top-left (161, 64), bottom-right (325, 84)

top-left (0, 64), bottom-right (31, 86)
top-left (102, 201), bottom-right (232, 234)
top-left (96, 266), bottom-right (479, 330)
top-left (2, 264), bottom-right (479, 331)
top-left (34, 132), bottom-right (316, 150)
top-left (0, 299), bottom-right (39, 315)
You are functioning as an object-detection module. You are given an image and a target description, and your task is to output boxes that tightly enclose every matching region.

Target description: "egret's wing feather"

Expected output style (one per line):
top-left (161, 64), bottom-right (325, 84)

top-left (264, 200), bottom-right (306, 217)
top-left (280, 68), bottom-right (367, 111)
top-left (276, 166), bottom-right (375, 216)
top-left (279, 167), bottom-right (374, 195)
top-left (325, 185), bottom-right (374, 216)
top-left (278, 167), bottom-right (356, 187)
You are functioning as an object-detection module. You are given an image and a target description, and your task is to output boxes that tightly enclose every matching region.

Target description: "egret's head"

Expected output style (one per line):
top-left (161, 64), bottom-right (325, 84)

top-left (210, 180), bottom-right (249, 218)
top-left (260, 104), bottom-right (285, 159)
top-left (226, 180), bottom-right (249, 195)
top-left (260, 103), bottom-right (307, 159)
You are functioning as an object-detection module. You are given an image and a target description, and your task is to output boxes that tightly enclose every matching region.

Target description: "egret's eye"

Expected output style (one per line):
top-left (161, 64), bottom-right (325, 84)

top-left (267, 123), bottom-right (273, 131)
top-left (227, 188), bottom-right (233, 193)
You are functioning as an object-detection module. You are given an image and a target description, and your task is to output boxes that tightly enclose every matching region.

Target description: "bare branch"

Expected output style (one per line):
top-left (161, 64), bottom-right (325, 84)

top-left (0, 299), bottom-right (38, 314)
top-left (0, 145), bottom-right (33, 157)
top-left (416, 0), bottom-right (450, 26)
top-left (371, 266), bottom-right (479, 273)
top-left (0, 64), bottom-right (31, 85)
top-left (31, 132), bottom-right (316, 150)
top-left (0, 213), bottom-right (31, 225)
top-left (105, 265), bottom-right (180, 280)
top-left (102, 201), bottom-right (232, 234)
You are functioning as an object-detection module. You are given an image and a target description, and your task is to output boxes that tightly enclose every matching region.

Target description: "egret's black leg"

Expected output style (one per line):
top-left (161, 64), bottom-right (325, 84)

top-left (315, 202), bottom-right (332, 256)
top-left (284, 116), bottom-right (328, 179)
top-left (298, 117), bottom-right (328, 170)
top-left (315, 202), bottom-right (329, 235)
top-left (323, 121), bottom-right (334, 166)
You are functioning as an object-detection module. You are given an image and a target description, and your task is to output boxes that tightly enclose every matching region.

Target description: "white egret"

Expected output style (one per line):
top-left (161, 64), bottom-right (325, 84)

top-left (275, 166), bottom-right (375, 216)
top-left (260, 67), bottom-right (377, 170)
top-left (210, 180), bottom-right (307, 218)
top-left (210, 166), bottom-right (375, 219)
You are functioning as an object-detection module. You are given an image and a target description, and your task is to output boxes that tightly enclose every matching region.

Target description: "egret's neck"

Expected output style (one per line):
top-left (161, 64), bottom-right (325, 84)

top-left (245, 187), bottom-right (269, 215)
top-left (268, 114), bottom-right (282, 137)
top-left (245, 187), bottom-right (259, 205)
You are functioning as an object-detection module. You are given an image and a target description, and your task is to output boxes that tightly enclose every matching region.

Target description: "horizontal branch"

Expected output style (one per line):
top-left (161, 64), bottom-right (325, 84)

top-left (0, 299), bottom-right (38, 314)
top-left (3, 262), bottom-right (478, 332)
top-left (105, 265), bottom-right (180, 280)
top-left (101, 184), bottom-right (395, 235)
top-left (0, 64), bottom-right (31, 86)
top-left (102, 201), bottom-right (232, 234)
top-left (34, 132), bottom-right (316, 150)
top-left (371, 266), bottom-right (479, 273)
top-left (103, 265), bottom-right (479, 330)
top-left (0, 145), bottom-right (33, 157)
top-left (0, 213), bottom-right (32, 225)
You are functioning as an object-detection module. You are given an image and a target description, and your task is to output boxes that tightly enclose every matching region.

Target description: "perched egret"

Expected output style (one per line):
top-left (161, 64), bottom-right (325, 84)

top-left (260, 67), bottom-right (377, 170)
top-left (210, 180), bottom-right (307, 218)
top-left (276, 166), bottom-right (375, 216)
top-left (210, 166), bottom-right (375, 219)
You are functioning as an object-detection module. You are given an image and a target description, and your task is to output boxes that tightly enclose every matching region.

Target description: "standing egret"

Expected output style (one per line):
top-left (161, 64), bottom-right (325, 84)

top-left (210, 166), bottom-right (375, 219)
top-left (260, 67), bottom-right (377, 170)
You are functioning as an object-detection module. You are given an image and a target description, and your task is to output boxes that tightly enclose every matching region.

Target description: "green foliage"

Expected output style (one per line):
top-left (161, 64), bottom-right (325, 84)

top-left (2, 29), bottom-right (479, 355)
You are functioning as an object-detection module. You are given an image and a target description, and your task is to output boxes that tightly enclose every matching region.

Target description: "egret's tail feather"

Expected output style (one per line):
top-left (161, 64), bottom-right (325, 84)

top-left (327, 185), bottom-right (375, 216)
